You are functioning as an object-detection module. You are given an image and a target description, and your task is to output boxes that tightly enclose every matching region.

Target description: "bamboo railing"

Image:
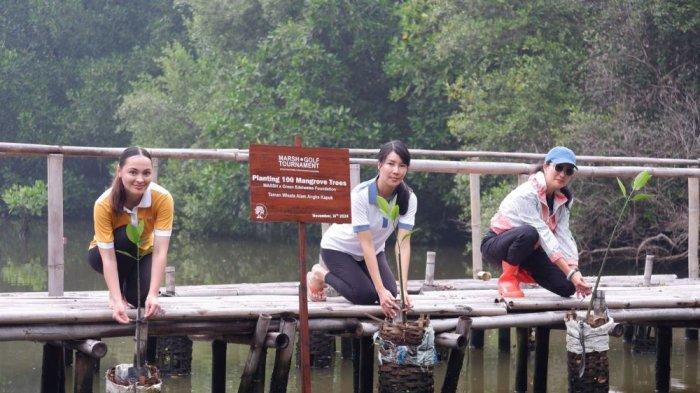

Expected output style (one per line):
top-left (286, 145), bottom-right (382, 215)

top-left (0, 141), bottom-right (698, 292)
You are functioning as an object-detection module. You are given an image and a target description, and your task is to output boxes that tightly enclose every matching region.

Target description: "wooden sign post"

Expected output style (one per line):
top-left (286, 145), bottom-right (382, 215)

top-left (249, 139), bottom-right (351, 393)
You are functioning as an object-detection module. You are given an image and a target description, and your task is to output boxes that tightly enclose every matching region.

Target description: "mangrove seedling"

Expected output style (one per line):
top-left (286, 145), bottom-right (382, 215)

top-left (116, 219), bottom-right (149, 381)
top-left (376, 194), bottom-right (415, 323)
top-left (586, 170), bottom-right (652, 322)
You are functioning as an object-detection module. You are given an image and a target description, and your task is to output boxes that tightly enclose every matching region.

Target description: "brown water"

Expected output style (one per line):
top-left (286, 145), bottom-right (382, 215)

top-left (0, 220), bottom-right (698, 392)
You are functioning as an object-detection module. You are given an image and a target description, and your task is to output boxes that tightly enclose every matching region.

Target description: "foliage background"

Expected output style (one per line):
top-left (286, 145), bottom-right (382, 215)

top-left (1, 0), bottom-right (698, 262)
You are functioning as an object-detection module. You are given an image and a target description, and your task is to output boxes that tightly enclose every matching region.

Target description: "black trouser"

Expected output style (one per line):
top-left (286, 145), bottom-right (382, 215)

top-left (321, 248), bottom-right (398, 305)
top-left (88, 226), bottom-right (152, 307)
top-left (481, 225), bottom-right (575, 297)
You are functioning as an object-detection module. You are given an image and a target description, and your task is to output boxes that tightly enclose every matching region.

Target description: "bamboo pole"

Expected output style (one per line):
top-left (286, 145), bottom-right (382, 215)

top-left (220, 332), bottom-right (288, 349)
top-left (239, 314), bottom-right (272, 393)
top-left (47, 154), bottom-right (64, 297)
top-left (441, 316), bottom-right (471, 393)
top-left (533, 327), bottom-right (550, 393)
top-left (515, 328), bottom-right (529, 393)
top-left (41, 342), bottom-right (65, 393)
top-left (644, 254), bottom-right (655, 286)
top-left (689, 177), bottom-right (699, 279)
top-left (270, 317), bottom-right (297, 393)
top-left (348, 147), bottom-right (699, 166)
top-left (165, 266), bottom-right (176, 296)
top-left (434, 332), bottom-right (467, 349)
top-left (211, 339), bottom-right (227, 393)
top-left (424, 251), bottom-right (436, 286)
top-left (656, 326), bottom-right (672, 392)
top-left (73, 351), bottom-right (94, 393)
top-left (61, 339), bottom-right (107, 358)
top-left (253, 345), bottom-right (268, 393)
top-left (3, 142), bottom-right (696, 165)
top-left (470, 174), bottom-right (482, 278)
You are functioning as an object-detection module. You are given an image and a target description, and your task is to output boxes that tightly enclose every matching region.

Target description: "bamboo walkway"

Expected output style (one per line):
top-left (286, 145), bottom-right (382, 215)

top-left (1, 275), bottom-right (698, 341)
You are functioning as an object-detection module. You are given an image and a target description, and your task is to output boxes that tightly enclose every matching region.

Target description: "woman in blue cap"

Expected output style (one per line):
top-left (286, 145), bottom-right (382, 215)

top-left (482, 146), bottom-right (592, 298)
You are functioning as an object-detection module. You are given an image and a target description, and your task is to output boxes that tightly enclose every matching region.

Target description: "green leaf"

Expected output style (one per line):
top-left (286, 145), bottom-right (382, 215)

top-left (375, 195), bottom-right (390, 217)
top-left (400, 228), bottom-right (419, 243)
top-left (137, 219), bottom-right (145, 236)
top-left (631, 193), bottom-right (652, 202)
top-left (126, 223), bottom-right (141, 246)
top-left (616, 178), bottom-right (627, 197)
top-left (390, 204), bottom-right (399, 222)
top-left (632, 170), bottom-right (652, 191)
top-left (115, 250), bottom-right (137, 260)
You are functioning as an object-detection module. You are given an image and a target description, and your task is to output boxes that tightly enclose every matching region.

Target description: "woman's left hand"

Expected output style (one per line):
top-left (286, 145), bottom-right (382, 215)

top-left (571, 273), bottom-right (593, 298)
top-left (144, 294), bottom-right (161, 319)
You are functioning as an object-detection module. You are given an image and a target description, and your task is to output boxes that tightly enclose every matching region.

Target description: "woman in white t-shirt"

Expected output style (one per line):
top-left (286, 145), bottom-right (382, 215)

top-left (308, 140), bottom-right (417, 319)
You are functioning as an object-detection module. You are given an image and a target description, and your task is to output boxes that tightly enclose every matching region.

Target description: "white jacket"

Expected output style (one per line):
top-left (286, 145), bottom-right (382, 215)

top-left (489, 171), bottom-right (579, 266)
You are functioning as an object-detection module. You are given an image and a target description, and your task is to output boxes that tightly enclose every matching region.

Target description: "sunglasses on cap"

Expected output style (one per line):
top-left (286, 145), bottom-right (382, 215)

top-left (554, 163), bottom-right (576, 176)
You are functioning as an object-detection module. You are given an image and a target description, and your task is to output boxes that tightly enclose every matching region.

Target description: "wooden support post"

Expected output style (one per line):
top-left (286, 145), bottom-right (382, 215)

top-left (358, 336), bottom-right (374, 393)
top-left (73, 352), bottom-right (95, 393)
top-left (424, 251), bottom-right (436, 286)
top-left (340, 337), bottom-right (353, 359)
top-left (470, 173), bottom-right (482, 278)
top-left (533, 327), bottom-right (550, 393)
top-left (623, 324), bottom-right (635, 343)
top-left (252, 346), bottom-right (268, 393)
top-left (496, 348), bottom-right (511, 393)
top-left (515, 327), bottom-right (529, 393)
top-left (684, 338), bottom-right (698, 390)
top-left (470, 329), bottom-right (484, 349)
top-left (689, 177), bottom-right (699, 279)
top-left (64, 347), bottom-right (73, 367)
top-left (469, 345), bottom-right (485, 393)
top-left (352, 338), bottom-right (360, 392)
top-left (239, 314), bottom-right (272, 393)
top-left (212, 339), bottom-right (227, 393)
top-left (41, 342), bottom-right (66, 393)
top-left (644, 254), bottom-right (655, 286)
top-left (498, 328), bottom-right (511, 353)
top-left (270, 317), bottom-right (297, 393)
top-left (655, 326), bottom-right (672, 393)
top-left (441, 317), bottom-right (471, 393)
top-left (48, 154), bottom-right (64, 296)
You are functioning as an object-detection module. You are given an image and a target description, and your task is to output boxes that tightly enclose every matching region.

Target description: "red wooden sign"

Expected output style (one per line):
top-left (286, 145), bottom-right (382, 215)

top-left (249, 144), bottom-right (351, 223)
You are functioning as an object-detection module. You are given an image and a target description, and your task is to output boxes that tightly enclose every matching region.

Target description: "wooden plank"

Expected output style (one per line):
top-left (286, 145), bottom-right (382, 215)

top-left (47, 154), bottom-right (64, 296)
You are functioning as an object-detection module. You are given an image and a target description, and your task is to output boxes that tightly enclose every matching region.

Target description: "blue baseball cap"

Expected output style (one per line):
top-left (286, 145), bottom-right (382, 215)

top-left (544, 146), bottom-right (577, 168)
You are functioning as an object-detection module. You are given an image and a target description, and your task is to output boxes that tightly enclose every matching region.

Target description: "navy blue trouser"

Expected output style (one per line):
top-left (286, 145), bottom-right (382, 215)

top-left (321, 248), bottom-right (398, 305)
top-left (88, 226), bottom-right (152, 307)
top-left (481, 225), bottom-right (575, 297)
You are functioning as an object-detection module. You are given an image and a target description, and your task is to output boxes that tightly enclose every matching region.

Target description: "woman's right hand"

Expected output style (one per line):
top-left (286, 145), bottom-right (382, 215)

top-left (571, 272), bottom-right (592, 298)
top-left (378, 287), bottom-right (399, 319)
top-left (109, 295), bottom-right (131, 324)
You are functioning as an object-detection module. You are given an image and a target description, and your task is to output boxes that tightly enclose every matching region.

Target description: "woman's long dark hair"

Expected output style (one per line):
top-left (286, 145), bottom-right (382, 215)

top-left (532, 161), bottom-right (573, 208)
top-left (110, 146), bottom-right (152, 213)
top-left (377, 140), bottom-right (412, 215)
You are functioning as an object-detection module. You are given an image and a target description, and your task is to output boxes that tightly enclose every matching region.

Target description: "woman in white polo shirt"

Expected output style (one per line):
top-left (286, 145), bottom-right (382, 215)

top-left (88, 147), bottom-right (174, 324)
top-left (308, 140), bottom-right (417, 319)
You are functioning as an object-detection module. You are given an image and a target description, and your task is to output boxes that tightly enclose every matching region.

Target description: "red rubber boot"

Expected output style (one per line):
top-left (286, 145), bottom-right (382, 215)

top-left (498, 261), bottom-right (525, 298)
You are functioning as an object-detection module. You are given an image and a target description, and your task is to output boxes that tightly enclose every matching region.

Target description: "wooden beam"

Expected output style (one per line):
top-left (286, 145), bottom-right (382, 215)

top-left (211, 339), bottom-right (227, 393)
top-left (515, 328), bottom-right (529, 393)
top-left (270, 317), bottom-right (297, 393)
top-left (441, 317), bottom-right (471, 393)
top-left (655, 326), bottom-right (672, 393)
top-left (41, 342), bottom-right (65, 393)
top-left (239, 314), bottom-right (272, 393)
